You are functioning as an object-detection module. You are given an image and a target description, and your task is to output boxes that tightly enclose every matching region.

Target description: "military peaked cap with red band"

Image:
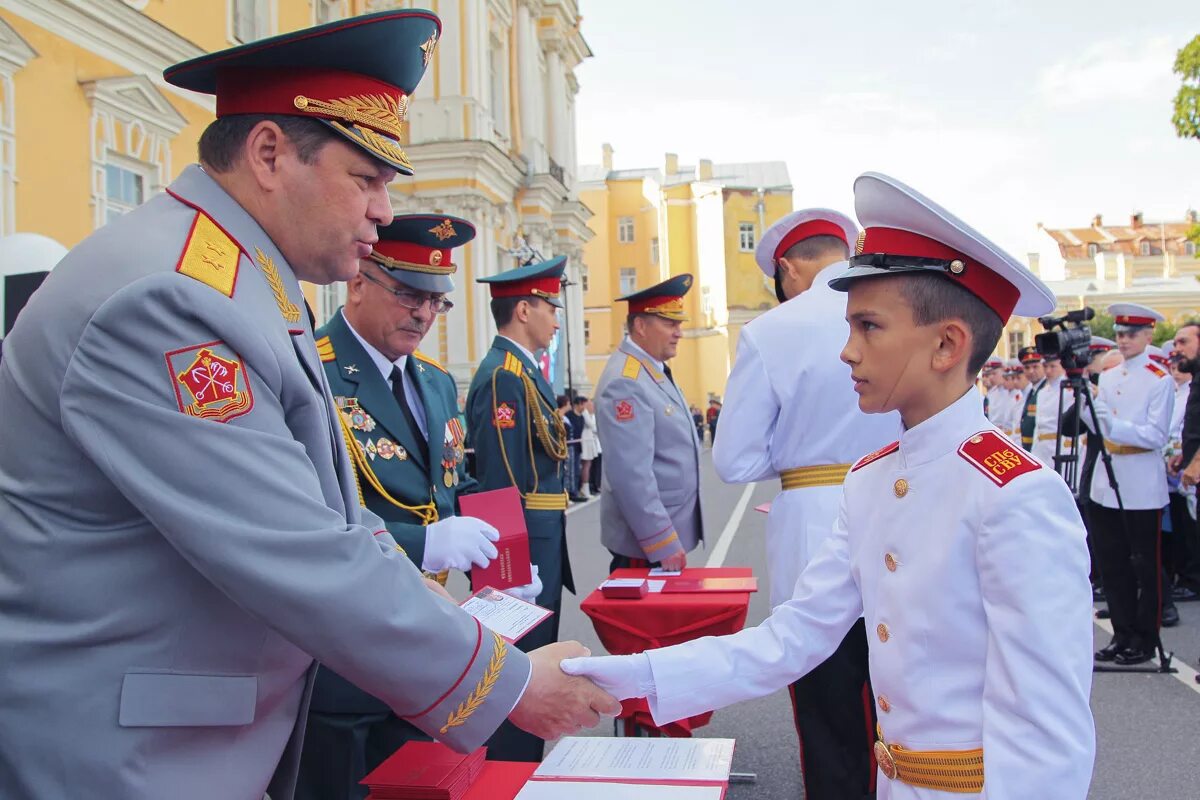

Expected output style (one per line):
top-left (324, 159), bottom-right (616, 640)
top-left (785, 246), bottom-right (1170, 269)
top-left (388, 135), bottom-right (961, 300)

top-left (755, 208), bottom-right (858, 277)
top-left (370, 214), bottom-right (474, 293)
top-left (163, 9), bottom-right (441, 174)
top-left (983, 355), bottom-right (1003, 372)
top-left (1090, 336), bottom-right (1116, 352)
top-left (477, 255), bottom-right (567, 308)
top-left (829, 172), bottom-right (1056, 322)
top-left (1108, 302), bottom-right (1164, 330)
top-left (1018, 346), bottom-right (1043, 365)
top-left (618, 274), bottom-right (694, 321)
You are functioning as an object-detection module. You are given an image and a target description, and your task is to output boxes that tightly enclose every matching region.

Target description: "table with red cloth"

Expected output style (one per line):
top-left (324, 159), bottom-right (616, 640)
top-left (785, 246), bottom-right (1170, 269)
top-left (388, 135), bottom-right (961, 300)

top-left (366, 760), bottom-right (537, 800)
top-left (580, 566), bottom-right (754, 737)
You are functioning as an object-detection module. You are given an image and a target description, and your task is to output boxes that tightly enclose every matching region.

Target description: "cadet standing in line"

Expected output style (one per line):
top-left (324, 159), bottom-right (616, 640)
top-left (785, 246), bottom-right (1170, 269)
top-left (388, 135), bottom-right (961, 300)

top-left (1031, 353), bottom-right (1069, 470)
top-left (1017, 346), bottom-right (1046, 451)
top-left (299, 216), bottom-right (542, 800)
top-left (565, 171), bottom-right (1096, 800)
top-left (466, 256), bottom-right (576, 762)
top-left (0, 13), bottom-right (616, 799)
top-left (1088, 303), bottom-right (1174, 665)
top-left (1000, 359), bottom-right (1026, 444)
top-left (595, 275), bottom-right (704, 573)
top-left (714, 208), bottom-right (899, 799)
top-left (981, 356), bottom-right (1004, 423)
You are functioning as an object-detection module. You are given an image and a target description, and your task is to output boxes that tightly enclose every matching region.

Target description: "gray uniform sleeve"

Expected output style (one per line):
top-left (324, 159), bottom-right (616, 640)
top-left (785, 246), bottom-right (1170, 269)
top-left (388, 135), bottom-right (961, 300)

top-left (58, 275), bottom-right (529, 750)
top-left (595, 374), bottom-right (685, 559)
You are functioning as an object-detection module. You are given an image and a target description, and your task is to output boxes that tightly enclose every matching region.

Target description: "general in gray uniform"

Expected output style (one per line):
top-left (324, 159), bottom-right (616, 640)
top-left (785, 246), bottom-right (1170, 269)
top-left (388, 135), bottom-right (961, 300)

top-left (595, 274), bottom-right (703, 571)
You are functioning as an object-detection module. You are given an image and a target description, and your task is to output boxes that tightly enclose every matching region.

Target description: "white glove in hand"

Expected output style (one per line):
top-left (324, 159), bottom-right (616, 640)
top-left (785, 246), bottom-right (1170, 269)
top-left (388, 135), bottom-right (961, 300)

top-left (505, 564), bottom-right (542, 603)
top-left (422, 516), bottom-right (499, 573)
top-left (560, 653), bottom-right (655, 702)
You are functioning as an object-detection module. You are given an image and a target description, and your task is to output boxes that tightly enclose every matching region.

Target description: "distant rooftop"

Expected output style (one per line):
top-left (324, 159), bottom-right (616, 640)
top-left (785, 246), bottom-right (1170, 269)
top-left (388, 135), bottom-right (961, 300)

top-left (578, 159), bottom-right (791, 191)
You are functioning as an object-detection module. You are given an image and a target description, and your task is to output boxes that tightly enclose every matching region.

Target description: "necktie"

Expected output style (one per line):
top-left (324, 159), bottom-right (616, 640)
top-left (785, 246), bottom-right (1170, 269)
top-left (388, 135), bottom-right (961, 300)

top-left (663, 363), bottom-right (676, 385)
top-left (390, 365), bottom-right (429, 465)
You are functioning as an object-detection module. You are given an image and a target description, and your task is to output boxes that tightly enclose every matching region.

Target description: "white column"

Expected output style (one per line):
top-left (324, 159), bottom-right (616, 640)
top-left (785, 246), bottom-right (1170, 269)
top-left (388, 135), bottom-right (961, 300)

top-left (545, 47), bottom-right (566, 168)
top-left (515, 2), bottom-right (541, 169)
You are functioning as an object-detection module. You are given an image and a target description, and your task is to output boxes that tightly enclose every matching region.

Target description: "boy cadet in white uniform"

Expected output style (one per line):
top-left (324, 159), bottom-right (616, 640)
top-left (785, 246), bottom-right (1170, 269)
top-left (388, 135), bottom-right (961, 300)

top-left (1031, 353), bottom-right (1070, 469)
top-left (1088, 303), bottom-right (1175, 665)
top-left (980, 356), bottom-right (1004, 423)
top-left (714, 208), bottom-right (898, 799)
top-left (563, 172), bottom-right (1096, 799)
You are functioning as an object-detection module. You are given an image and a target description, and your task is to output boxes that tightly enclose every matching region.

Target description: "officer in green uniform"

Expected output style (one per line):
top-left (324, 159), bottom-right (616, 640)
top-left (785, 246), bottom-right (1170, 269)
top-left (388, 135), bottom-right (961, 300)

top-left (466, 256), bottom-right (574, 762)
top-left (300, 216), bottom-right (541, 800)
top-left (1019, 346), bottom-right (1046, 452)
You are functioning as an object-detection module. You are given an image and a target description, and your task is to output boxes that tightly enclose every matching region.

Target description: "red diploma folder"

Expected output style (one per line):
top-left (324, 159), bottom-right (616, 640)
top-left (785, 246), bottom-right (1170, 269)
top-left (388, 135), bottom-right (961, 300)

top-left (360, 741), bottom-right (486, 799)
top-left (662, 577), bottom-right (758, 594)
top-left (459, 487), bottom-right (532, 590)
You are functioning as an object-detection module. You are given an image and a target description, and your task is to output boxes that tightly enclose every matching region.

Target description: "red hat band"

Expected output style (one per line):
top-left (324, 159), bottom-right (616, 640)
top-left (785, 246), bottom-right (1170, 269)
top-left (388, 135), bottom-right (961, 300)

top-left (860, 227), bottom-right (1020, 321)
top-left (216, 67), bottom-right (407, 140)
top-left (1114, 315), bottom-right (1156, 327)
top-left (629, 296), bottom-right (685, 317)
top-left (372, 240), bottom-right (454, 274)
top-left (774, 219), bottom-right (849, 261)
top-left (489, 275), bottom-right (561, 300)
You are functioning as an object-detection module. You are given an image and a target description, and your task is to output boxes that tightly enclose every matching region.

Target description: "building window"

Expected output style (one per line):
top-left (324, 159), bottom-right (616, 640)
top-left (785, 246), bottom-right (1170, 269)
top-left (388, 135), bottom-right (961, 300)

top-left (312, 0), bottom-right (345, 23)
top-left (618, 217), bottom-right (634, 244)
top-left (583, 319), bottom-right (591, 346)
top-left (738, 222), bottom-right (755, 252)
top-left (619, 267), bottom-right (637, 296)
top-left (1087, 243), bottom-right (1098, 257)
top-left (1007, 330), bottom-right (1025, 355)
top-left (103, 160), bottom-right (147, 223)
top-left (651, 236), bottom-right (659, 265)
top-left (1140, 241), bottom-right (1151, 256)
top-left (231, 0), bottom-right (271, 44)
top-left (0, 21), bottom-right (34, 237)
top-left (579, 265), bottom-right (588, 292)
top-left (318, 282), bottom-right (346, 325)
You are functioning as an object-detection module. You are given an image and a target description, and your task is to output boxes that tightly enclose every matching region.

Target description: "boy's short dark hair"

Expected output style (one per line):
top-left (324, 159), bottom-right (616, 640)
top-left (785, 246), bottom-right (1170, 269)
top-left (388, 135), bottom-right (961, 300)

top-left (783, 234), bottom-right (850, 263)
top-left (490, 296), bottom-right (527, 328)
top-left (893, 273), bottom-right (1003, 375)
top-left (572, 394), bottom-right (587, 406)
top-left (556, 394), bottom-right (569, 409)
top-left (198, 115), bottom-right (338, 173)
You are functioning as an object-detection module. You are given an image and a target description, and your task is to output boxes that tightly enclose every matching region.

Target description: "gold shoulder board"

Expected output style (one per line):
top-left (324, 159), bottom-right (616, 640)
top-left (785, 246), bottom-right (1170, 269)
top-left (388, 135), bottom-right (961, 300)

top-left (316, 336), bottom-right (336, 363)
top-left (622, 355), bottom-right (641, 380)
top-left (176, 212), bottom-right (240, 298)
top-left (502, 352), bottom-right (524, 375)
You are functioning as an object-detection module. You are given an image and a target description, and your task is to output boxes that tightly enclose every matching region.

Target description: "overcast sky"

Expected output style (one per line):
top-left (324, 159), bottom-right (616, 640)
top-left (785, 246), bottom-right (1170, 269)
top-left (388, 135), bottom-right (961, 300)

top-left (573, 0), bottom-right (1200, 261)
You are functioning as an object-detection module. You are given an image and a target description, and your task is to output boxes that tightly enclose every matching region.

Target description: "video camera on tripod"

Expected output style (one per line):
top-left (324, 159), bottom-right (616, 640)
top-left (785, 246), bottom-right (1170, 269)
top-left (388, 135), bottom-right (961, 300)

top-left (1034, 307), bottom-right (1094, 374)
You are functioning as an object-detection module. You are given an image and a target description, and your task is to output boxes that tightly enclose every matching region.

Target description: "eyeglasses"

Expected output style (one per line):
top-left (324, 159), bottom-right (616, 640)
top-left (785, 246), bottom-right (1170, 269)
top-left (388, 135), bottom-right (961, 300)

top-left (361, 270), bottom-right (454, 314)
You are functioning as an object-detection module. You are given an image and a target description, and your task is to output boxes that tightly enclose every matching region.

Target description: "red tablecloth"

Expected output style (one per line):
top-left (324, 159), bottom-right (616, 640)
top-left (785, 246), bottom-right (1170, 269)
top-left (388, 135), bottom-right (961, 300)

top-left (367, 761), bottom-right (537, 800)
top-left (580, 566), bottom-right (754, 737)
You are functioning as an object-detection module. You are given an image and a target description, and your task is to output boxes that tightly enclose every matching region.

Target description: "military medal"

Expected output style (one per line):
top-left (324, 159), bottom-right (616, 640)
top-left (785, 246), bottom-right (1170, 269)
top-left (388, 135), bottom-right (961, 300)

top-left (443, 470), bottom-right (454, 488)
top-left (365, 439), bottom-right (378, 461)
top-left (396, 445), bottom-right (408, 461)
top-left (376, 438), bottom-right (396, 460)
top-left (441, 419), bottom-right (466, 489)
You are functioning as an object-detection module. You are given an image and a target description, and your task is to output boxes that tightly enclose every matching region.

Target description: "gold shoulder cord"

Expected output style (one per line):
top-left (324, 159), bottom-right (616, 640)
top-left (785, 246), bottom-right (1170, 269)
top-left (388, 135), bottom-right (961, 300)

top-left (521, 372), bottom-right (568, 462)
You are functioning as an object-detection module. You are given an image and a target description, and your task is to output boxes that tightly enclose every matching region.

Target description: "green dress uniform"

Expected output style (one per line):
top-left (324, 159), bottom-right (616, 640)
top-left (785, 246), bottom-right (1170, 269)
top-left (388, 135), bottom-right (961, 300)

top-left (1018, 347), bottom-right (1046, 452)
top-left (466, 257), bottom-right (575, 762)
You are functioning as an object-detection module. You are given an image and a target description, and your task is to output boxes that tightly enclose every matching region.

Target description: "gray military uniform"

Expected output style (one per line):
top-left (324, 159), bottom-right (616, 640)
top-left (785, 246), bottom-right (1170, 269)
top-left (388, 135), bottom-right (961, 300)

top-left (0, 165), bottom-right (529, 800)
top-left (595, 337), bottom-right (704, 561)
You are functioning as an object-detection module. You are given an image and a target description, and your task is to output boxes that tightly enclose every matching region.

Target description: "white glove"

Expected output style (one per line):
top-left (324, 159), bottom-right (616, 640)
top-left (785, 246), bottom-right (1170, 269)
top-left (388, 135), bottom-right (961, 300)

top-left (504, 564), bottom-right (542, 603)
top-left (422, 516), bottom-right (499, 573)
top-left (560, 653), bottom-right (655, 702)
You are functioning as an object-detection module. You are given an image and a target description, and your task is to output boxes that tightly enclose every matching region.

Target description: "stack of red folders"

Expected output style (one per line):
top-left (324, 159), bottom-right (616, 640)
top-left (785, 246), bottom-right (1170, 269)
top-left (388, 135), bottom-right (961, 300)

top-left (361, 742), bottom-right (487, 800)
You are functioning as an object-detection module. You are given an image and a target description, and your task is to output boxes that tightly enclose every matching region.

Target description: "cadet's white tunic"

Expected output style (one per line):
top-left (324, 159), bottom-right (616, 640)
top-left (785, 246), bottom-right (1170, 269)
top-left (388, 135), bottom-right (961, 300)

top-left (712, 262), bottom-right (900, 607)
top-left (1031, 374), bottom-right (1070, 466)
top-left (646, 389), bottom-right (1096, 799)
top-left (1087, 350), bottom-right (1174, 510)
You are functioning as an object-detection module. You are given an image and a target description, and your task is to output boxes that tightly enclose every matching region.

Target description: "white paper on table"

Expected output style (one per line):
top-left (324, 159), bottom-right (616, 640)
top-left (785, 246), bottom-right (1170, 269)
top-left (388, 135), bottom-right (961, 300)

top-left (648, 568), bottom-right (683, 576)
top-left (459, 587), bottom-right (552, 643)
top-left (647, 579), bottom-right (666, 593)
top-left (534, 737), bottom-right (735, 783)
top-left (515, 781), bottom-right (723, 800)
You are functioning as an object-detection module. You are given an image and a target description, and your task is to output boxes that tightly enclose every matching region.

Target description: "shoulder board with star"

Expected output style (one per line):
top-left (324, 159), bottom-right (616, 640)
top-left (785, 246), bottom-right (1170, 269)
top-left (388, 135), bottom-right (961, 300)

top-left (175, 210), bottom-right (242, 297)
top-left (501, 352), bottom-right (525, 376)
top-left (957, 430), bottom-right (1041, 487)
top-left (1146, 363), bottom-right (1167, 378)
top-left (850, 441), bottom-right (899, 472)
top-left (315, 336), bottom-right (336, 363)
top-left (413, 350), bottom-right (448, 374)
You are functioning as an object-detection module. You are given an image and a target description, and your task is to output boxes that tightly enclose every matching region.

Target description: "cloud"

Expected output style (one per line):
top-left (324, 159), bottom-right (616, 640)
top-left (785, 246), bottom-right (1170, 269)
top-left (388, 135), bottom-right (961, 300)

top-left (1037, 35), bottom-right (1179, 107)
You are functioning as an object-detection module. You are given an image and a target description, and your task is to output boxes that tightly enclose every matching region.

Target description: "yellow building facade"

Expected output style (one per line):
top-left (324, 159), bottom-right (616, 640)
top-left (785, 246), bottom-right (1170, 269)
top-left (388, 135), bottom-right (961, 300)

top-left (578, 148), bottom-right (792, 407)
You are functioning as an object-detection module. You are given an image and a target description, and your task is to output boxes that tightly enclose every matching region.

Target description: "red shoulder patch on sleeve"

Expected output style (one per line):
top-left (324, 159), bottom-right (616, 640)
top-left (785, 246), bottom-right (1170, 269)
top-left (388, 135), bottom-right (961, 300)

top-left (957, 430), bottom-right (1041, 486)
top-left (165, 340), bottom-right (254, 423)
top-left (615, 399), bottom-right (635, 422)
top-left (1146, 363), bottom-right (1167, 378)
top-left (851, 441), bottom-right (899, 472)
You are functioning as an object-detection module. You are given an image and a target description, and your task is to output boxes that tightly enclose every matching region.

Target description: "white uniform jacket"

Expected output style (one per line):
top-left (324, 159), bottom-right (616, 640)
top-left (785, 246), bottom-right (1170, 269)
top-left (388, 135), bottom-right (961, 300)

top-left (1170, 380), bottom-right (1190, 452)
top-left (998, 388), bottom-right (1022, 443)
top-left (1031, 375), bottom-right (1070, 467)
top-left (1086, 350), bottom-right (1174, 510)
top-left (712, 262), bottom-right (899, 607)
top-left (645, 389), bottom-right (1096, 799)
top-left (983, 385), bottom-right (1006, 426)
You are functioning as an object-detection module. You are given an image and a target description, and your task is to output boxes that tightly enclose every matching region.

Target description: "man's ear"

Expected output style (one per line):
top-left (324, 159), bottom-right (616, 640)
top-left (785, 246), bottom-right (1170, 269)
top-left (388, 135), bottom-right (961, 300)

top-left (515, 299), bottom-right (531, 324)
top-left (243, 120), bottom-right (288, 190)
top-left (932, 318), bottom-right (973, 375)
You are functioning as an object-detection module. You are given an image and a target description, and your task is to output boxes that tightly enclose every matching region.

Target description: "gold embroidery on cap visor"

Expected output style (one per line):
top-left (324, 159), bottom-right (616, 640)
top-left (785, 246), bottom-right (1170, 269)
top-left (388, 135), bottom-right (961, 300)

top-left (642, 297), bottom-right (687, 320)
top-left (369, 251), bottom-right (458, 275)
top-left (293, 93), bottom-right (413, 171)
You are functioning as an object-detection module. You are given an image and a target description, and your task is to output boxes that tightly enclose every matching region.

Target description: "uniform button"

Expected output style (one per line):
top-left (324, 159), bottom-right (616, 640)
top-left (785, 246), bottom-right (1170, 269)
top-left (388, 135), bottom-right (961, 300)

top-left (878, 695), bottom-right (892, 713)
top-left (877, 622), bottom-right (890, 642)
top-left (884, 553), bottom-right (898, 572)
top-left (893, 479), bottom-right (908, 498)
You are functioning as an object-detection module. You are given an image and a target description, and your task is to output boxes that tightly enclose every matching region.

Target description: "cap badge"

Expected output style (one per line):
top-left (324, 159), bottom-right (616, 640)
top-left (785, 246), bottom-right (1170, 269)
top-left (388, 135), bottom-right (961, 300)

top-left (429, 250), bottom-right (444, 267)
top-left (429, 219), bottom-right (457, 241)
top-left (949, 259), bottom-right (966, 275)
top-left (420, 31), bottom-right (439, 67)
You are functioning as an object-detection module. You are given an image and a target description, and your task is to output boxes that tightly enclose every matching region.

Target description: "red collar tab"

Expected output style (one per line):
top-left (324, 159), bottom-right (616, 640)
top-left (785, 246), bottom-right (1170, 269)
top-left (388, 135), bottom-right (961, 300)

top-left (851, 440), bottom-right (900, 472)
top-left (773, 219), bottom-right (850, 261)
top-left (860, 227), bottom-right (1019, 321)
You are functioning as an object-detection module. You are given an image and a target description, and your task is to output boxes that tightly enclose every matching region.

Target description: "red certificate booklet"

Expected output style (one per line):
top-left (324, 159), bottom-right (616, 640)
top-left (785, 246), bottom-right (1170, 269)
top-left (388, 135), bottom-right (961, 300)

top-left (459, 487), bottom-right (532, 590)
top-left (661, 577), bottom-right (758, 594)
top-left (360, 741), bottom-right (486, 799)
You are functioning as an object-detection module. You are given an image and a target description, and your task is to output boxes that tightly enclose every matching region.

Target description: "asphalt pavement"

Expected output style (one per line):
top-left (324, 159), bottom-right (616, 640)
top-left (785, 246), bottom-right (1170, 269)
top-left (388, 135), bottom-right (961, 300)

top-left (450, 448), bottom-right (1200, 798)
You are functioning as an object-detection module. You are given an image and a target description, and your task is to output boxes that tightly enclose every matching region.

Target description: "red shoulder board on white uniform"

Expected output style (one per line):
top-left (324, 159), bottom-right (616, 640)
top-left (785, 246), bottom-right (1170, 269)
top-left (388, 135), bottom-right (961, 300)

top-left (851, 441), bottom-right (899, 472)
top-left (957, 430), bottom-right (1041, 487)
top-left (1146, 363), bottom-right (1167, 379)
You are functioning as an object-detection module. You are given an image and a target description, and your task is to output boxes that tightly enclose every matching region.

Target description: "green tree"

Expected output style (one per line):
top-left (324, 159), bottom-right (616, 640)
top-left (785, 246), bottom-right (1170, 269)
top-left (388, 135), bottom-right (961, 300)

top-left (1154, 319), bottom-right (1179, 348)
top-left (1089, 310), bottom-right (1116, 341)
top-left (1174, 34), bottom-right (1200, 140)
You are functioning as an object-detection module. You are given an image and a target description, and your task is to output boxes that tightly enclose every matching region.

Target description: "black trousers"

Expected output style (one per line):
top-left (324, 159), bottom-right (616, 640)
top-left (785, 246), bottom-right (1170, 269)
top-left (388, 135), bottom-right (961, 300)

top-left (1167, 493), bottom-right (1200, 591)
top-left (295, 712), bottom-right (426, 800)
top-left (1079, 500), bottom-right (1101, 587)
top-left (788, 619), bottom-right (877, 800)
top-left (1091, 504), bottom-right (1162, 651)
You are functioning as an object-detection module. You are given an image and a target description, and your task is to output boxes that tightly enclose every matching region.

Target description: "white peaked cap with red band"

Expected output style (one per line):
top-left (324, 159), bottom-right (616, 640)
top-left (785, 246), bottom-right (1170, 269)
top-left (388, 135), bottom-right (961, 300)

top-left (829, 172), bottom-right (1056, 321)
top-left (755, 208), bottom-right (859, 278)
top-left (1107, 302), bottom-right (1164, 330)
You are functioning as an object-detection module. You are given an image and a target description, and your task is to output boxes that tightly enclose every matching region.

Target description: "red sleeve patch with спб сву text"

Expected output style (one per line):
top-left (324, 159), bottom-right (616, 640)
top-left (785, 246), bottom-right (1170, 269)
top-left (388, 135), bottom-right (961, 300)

top-left (165, 341), bottom-right (254, 423)
top-left (615, 399), bottom-right (635, 422)
top-left (957, 430), bottom-right (1041, 487)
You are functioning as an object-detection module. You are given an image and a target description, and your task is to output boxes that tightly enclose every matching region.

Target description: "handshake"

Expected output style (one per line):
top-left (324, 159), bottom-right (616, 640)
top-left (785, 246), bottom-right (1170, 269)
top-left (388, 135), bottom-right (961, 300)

top-left (505, 642), bottom-right (631, 740)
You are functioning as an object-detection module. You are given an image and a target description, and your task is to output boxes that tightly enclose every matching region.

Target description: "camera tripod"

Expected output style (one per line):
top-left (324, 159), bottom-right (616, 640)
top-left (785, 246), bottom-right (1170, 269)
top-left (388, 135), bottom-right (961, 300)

top-left (1054, 369), bottom-right (1176, 675)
